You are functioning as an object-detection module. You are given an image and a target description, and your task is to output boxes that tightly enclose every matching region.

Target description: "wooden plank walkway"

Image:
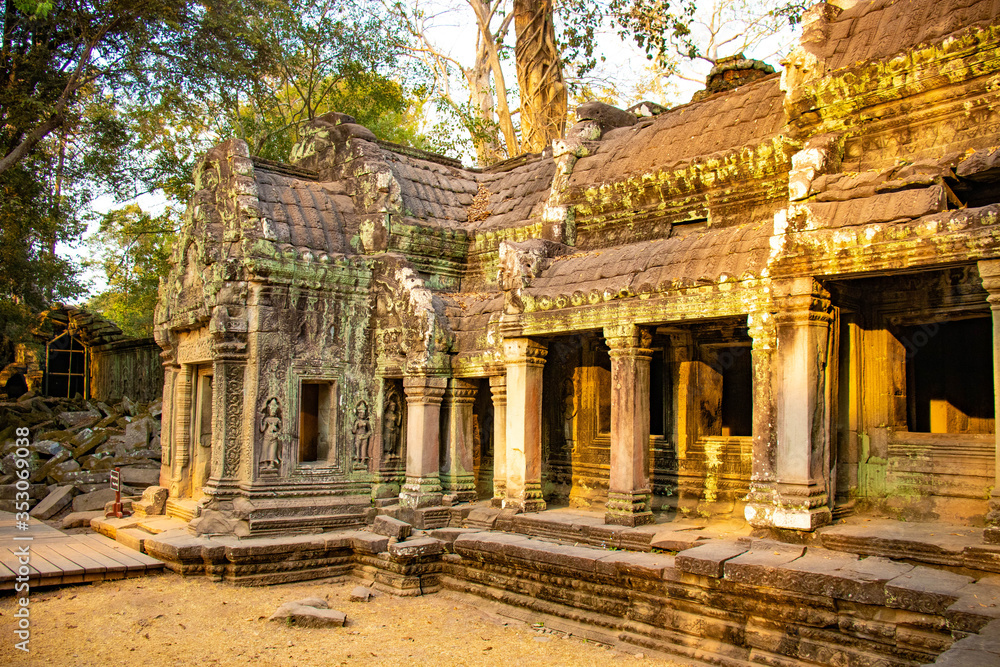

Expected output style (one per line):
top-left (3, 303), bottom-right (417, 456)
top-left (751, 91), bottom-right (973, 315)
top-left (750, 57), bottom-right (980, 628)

top-left (0, 511), bottom-right (163, 590)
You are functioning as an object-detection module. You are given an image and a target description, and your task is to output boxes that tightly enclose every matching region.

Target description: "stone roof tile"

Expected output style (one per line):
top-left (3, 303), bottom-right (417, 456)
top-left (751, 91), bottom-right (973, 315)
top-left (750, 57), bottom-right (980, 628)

top-left (524, 221), bottom-right (770, 306)
top-left (255, 167), bottom-right (350, 255)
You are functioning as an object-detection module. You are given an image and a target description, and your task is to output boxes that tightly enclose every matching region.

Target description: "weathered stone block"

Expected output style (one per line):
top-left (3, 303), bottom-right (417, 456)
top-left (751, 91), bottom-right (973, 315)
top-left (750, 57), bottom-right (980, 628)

top-left (594, 550), bottom-right (677, 580)
top-left (464, 506), bottom-right (500, 530)
top-left (350, 533), bottom-right (389, 555)
top-left (133, 485), bottom-right (168, 516)
top-left (675, 541), bottom-right (749, 579)
top-left (350, 586), bottom-right (374, 602)
top-left (723, 543), bottom-right (806, 586)
top-left (885, 566), bottom-right (973, 614)
top-left (72, 487), bottom-right (117, 512)
top-left (650, 529), bottom-right (710, 552)
top-left (57, 410), bottom-right (101, 430)
top-left (119, 467), bottom-right (161, 487)
top-left (389, 537), bottom-right (443, 558)
top-left (429, 528), bottom-right (481, 552)
top-left (61, 510), bottom-right (104, 529)
top-left (372, 515), bottom-right (412, 540)
top-left (29, 484), bottom-right (75, 519)
top-left (269, 599), bottom-right (345, 628)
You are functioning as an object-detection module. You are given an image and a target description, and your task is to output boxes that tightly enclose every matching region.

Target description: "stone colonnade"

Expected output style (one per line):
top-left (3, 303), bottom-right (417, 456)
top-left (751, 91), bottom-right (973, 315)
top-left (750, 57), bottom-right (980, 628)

top-left (396, 324), bottom-right (659, 527)
top-left (395, 268), bottom-right (1000, 533)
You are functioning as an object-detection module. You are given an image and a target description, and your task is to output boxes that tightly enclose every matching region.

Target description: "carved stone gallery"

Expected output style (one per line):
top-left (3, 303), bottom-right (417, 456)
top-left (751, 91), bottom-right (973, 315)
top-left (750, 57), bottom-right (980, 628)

top-left (138, 0), bottom-right (1000, 662)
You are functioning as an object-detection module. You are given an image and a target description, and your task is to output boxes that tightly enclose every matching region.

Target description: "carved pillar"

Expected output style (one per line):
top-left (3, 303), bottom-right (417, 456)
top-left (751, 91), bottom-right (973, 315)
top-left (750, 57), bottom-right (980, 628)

top-left (203, 360), bottom-right (246, 499)
top-left (604, 324), bottom-right (654, 527)
top-left (399, 376), bottom-right (447, 508)
top-left (747, 278), bottom-right (833, 531)
top-left (504, 338), bottom-right (548, 513)
top-left (159, 366), bottom-right (177, 487)
top-left (441, 378), bottom-right (478, 503)
top-left (745, 310), bottom-right (778, 515)
top-left (979, 260), bottom-right (1000, 544)
top-left (490, 375), bottom-right (508, 507)
top-left (170, 364), bottom-right (194, 498)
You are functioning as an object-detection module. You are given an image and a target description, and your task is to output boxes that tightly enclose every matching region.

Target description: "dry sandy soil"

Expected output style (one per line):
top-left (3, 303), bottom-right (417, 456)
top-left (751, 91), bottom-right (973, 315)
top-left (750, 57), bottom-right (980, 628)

top-left (0, 572), bottom-right (683, 666)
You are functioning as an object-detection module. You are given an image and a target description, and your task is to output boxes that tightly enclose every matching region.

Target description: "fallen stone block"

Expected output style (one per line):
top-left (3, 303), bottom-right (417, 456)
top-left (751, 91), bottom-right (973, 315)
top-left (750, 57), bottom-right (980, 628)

top-left (389, 537), bottom-right (444, 559)
top-left (64, 470), bottom-right (111, 485)
top-left (350, 586), bottom-right (375, 602)
top-left (121, 396), bottom-right (137, 417)
top-left (372, 515), bottom-right (412, 540)
top-left (0, 499), bottom-right (34, 512)
top-left (72, 487), bottom-right (117, 512)
top-left (57, 410), bottom-right (101, 430)
top-left (119, 467), bottom-right (161, 487)
top-left (123, 418), bottom-right (152, 450)
top-left (29, 484), bottom-right (76, 519)
top-left (269, 599), bottom-right (346, 628)
top-left (650, 529), bottom-right (710, 552)
top-left (133, 485), bottom-right (168, 516)
top-left (62, 510), bottom-right (104, 529)
top-left (0, 483), bottom-right (47, 499)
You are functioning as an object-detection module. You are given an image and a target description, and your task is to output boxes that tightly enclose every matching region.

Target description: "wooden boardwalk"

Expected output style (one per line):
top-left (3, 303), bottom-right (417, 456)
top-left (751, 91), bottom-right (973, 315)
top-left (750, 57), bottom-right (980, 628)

top-left (0, 512), bottom-right (164, 590)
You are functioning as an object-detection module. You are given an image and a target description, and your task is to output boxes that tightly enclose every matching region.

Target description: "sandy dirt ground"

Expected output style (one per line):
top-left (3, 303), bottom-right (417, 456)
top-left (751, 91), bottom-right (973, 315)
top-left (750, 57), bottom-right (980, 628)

top-left (0, 572), bottom-right (683, 666)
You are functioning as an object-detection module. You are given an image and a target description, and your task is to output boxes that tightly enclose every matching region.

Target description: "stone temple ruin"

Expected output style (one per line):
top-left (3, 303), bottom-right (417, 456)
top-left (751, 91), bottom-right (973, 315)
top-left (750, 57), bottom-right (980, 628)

top-left (126, 0), bottom-right (1000, 662)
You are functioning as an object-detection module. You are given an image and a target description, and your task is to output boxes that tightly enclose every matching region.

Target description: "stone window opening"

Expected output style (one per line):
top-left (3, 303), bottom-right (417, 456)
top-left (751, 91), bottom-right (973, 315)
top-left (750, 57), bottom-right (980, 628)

top-left (45, 330), bottom-right (88, 398)
top-left (903, 318), bottom-right (994, 434)
top-left (299, 380), bottom-right (337, 464)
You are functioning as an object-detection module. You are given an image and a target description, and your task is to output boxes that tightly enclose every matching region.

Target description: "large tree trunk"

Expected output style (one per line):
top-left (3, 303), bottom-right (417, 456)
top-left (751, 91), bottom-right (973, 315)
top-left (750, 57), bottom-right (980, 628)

top-left (467, 38), bottom-right (502, 165)
top-left (514, 0), bottom-right (567, 154)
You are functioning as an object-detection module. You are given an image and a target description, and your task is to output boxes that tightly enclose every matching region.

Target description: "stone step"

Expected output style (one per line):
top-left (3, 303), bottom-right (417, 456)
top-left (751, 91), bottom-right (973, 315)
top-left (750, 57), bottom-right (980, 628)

top-left (165, 498), bottom-right (199, 523)
top-left (136, 516), bottom-right (187, 535)
top-left (819, 518), bottom-right (987, 571)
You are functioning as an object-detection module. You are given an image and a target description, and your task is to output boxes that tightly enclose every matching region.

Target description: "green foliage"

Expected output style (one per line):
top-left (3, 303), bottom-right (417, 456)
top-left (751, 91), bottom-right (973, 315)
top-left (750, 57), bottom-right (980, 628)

top-left (0, 0), bottom-right (274, 352)
top-left (86, 205), bottom-right (174, 338)
top-left (609, 0), bottom-right (698, 68)
top-left (0, 160), bottom-right (86, 363)
top-left (4, 0), bottom-right (422, 340)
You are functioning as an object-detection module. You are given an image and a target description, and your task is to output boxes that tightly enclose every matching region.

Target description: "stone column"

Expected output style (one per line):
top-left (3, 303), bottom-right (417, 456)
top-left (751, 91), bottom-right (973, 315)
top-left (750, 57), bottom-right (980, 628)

top-left (748, 277), bottom-right (833, 531)
top-left (399, 376), bottom-right (447, 508)
top-left (604, 324), bottom-right (654, 526)
top-left (170, 364), bottom-right (194, 498)
top-left (979, 259), bottom-right (1000, 544)
top-left (440, 378), bottom-right (478, 503)
top-left (490, 375), bottom-right (508, 507)
top-left (667, 331), bottom-right (701, 507)
top-left (503, 338), bottom-right (547, 513)
top-left (744, 310), bottom-right (778, 518)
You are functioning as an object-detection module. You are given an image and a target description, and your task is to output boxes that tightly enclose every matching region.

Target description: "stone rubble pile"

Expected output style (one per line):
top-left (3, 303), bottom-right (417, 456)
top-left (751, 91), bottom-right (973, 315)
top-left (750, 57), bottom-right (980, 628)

top-left (0, 391), bottom-right (162, 523)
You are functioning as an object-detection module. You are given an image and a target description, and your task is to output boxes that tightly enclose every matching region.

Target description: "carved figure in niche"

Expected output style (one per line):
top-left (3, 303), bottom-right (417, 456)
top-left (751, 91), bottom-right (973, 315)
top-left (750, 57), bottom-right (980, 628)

top-left (383, 394), bottom-right (401, 458)
top-left (259, 398), bottom-right (282, 472)
top-left (352, 400), bottom-right (372, 465)
top-left (562, 378), bottom-right (577, 452)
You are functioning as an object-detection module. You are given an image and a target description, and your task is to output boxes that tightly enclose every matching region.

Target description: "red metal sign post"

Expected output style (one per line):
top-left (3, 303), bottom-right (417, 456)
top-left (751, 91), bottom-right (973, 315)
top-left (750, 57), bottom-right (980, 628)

top-left (106, 467), bottom-right (131, 518)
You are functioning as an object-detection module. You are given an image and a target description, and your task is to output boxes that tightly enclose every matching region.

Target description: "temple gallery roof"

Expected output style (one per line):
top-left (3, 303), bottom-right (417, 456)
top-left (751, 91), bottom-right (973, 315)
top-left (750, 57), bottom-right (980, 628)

top-left (255, 166), bottom-right (354, 256)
